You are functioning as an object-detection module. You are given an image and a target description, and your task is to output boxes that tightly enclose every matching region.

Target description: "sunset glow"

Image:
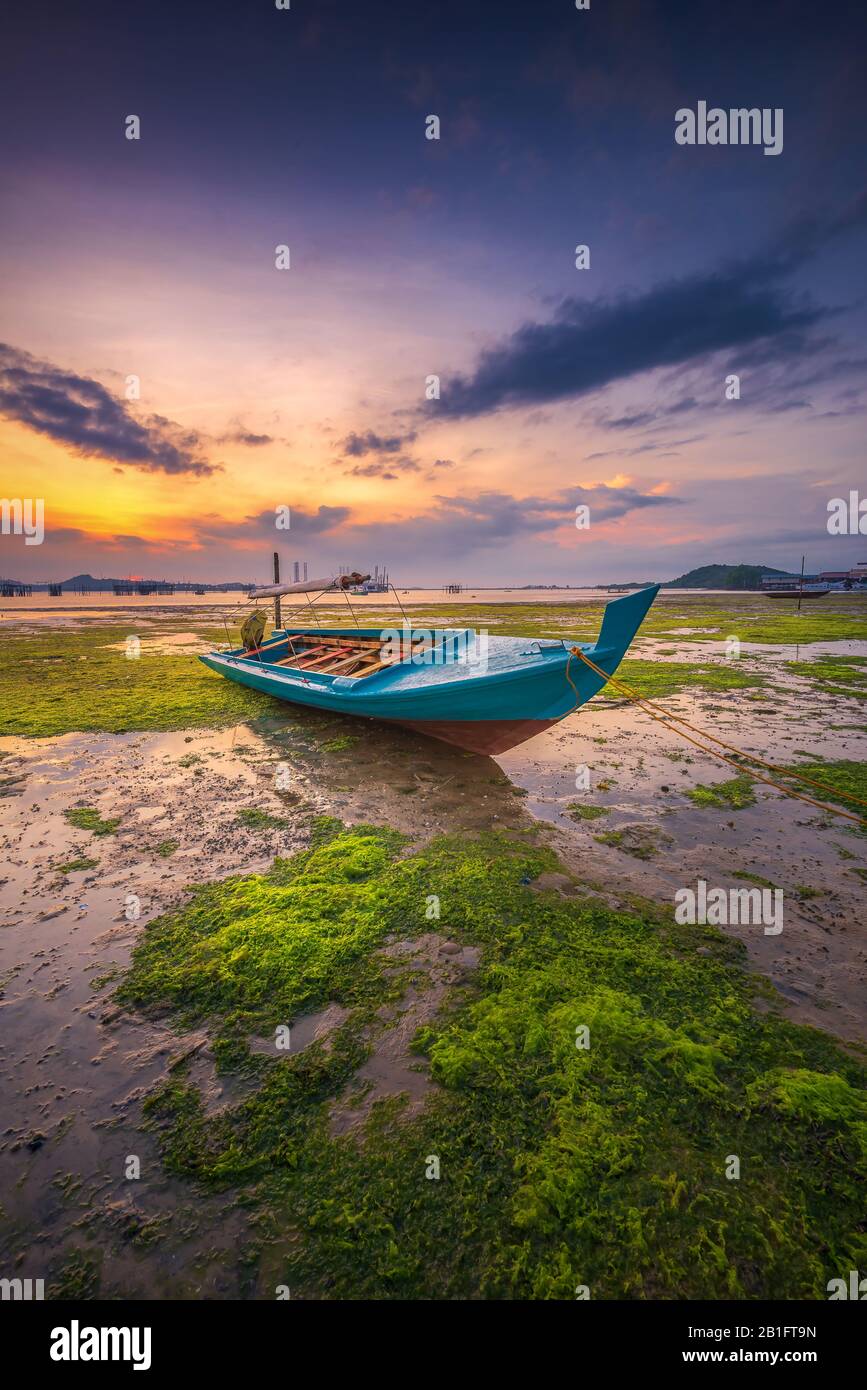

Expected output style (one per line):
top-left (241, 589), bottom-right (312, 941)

top-left (2, 2), bottom-right (866, 585)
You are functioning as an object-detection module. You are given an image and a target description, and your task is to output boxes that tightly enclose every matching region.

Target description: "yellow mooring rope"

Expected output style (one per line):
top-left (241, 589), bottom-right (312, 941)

top-left (565, 647), bottom-right (867, 829)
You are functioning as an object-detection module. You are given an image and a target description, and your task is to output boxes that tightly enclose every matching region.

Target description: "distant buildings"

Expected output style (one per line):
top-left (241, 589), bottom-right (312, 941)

top-left (817, 561), bottom-right (867, 586)
top-left (762, 562), bottom-right (867, 591)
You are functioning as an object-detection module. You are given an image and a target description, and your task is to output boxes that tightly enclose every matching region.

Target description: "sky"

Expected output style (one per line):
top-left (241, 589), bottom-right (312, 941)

top-left (1, 0), bottom-right (866, 586)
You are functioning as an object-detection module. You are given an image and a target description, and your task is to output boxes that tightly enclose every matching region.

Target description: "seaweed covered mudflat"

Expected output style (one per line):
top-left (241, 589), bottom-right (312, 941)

top-left (0, 592), bottom-right (865, 1299)
top-left (119, 821), bottom-right (866, 1300)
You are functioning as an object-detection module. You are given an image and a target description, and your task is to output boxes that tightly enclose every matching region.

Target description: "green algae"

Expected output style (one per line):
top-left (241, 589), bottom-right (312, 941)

top-left (0, 627), bottom-right (269, 737)
top-left (235, 808), bottom-right (288, 831)
top-left (594, 824), bottom-right (670, 859)
top-left (119, 824), bottom-right (409, 1030)
top-left (786, 656), bottom-right (867, 702)
top-left (746, 1070), bottom-right (867, 1163)
top-left (55, 856), bottom-right (99, 874)
top-left (688, 776), bottom-right (757, 810)
top-left (733, 870), bottom-right (777, 890)
top-left (89, 968), bottom-right (120, 990)
top-left (661, 610), bottom-right (867, 646)
top-left (120, 825), bottom-right (867, 1299)
top-left (568, 803), bottom-right (608, 821)
top-left (611, 660), bottom-right (763, 700)
top-left (785, 760), bottom-right (867, 819)
top-left (47, 1248), bottom-right (102, 1300)
top-left (64, 807), bottom-right (121, 836)
top-left (155, 840), bottom-right (179, 857)
top-left (594, 829), bottom-right (624, 847)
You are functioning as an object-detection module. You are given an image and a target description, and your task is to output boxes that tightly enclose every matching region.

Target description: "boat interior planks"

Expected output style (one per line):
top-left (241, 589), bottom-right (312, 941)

top-left (267, 632), bottom-right (431, 678)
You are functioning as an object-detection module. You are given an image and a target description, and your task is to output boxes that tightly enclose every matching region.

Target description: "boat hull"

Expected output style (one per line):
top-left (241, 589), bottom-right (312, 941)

top-left (764, 589), bottom-right (830, 599)
top-left (386, 715), bottom-right (560, 755)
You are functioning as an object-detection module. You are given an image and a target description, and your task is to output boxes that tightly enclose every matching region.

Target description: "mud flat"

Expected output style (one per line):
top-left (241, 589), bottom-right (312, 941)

top-left (0, 599), bottom-right (865, 1299)
top-left (500, 677), bottom-right (867, 1043)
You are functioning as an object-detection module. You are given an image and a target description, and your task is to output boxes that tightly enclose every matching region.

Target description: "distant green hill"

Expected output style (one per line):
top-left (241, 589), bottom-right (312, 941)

top-left (663, 564), bottom-right (789, 590)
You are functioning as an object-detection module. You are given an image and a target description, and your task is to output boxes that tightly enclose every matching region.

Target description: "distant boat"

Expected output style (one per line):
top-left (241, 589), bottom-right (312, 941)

top-left (764, 585), bottom-right (830, 599)
top-left (194, 587), bottom-right (206, 595)
top-left (199, 585), bottom-right (659, 754)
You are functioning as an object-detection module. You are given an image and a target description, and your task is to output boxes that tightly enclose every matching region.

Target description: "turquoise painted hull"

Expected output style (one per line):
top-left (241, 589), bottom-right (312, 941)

top-left (198, 585), bottom-right (659, 754)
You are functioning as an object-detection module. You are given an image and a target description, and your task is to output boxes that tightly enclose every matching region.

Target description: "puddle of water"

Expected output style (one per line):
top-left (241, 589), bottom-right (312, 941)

top-left (102, 632), bottom-right (213, 656)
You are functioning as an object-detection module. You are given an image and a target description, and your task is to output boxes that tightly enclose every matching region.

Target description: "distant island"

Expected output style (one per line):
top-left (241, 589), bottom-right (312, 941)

top-left (0, 573), bottom-right (251, 594)
top-left (573, 564), bottom-right (792, 591)
top-left (662, 563), bottom-right (789, 590)
top-left (493, 564), bottom-right (798, 591)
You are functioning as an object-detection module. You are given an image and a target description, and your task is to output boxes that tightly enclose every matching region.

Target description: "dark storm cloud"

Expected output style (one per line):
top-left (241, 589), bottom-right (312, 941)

top-left (431, 256), bottom-right (828, 421)
top-left (0, 344), bottom-right (217, 475)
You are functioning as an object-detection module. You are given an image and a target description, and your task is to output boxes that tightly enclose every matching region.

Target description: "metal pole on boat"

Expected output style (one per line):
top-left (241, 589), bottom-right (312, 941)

top-left (273, 552), bottom-right (282, 629)
top-left (797, 554), bottom-right (805, 614)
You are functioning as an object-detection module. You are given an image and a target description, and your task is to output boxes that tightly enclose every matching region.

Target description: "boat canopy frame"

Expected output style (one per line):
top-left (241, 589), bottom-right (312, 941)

top-left (227, 570), bottom-right (415, 650)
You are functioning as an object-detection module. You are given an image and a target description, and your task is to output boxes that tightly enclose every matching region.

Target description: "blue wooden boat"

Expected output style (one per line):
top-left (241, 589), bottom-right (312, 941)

top-left (199, 584), bottom-right (659, 755)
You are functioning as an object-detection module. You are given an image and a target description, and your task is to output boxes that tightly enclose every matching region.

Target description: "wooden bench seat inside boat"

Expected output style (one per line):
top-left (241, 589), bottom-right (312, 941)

top-left (272, 633), bottom-right (431, 678)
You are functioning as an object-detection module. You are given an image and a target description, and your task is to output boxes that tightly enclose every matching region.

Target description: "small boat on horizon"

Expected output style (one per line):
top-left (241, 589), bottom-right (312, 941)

top-left (199, 583), bottom-right (660, 755)
top-left (763, 584), bottom-right (830, 599)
